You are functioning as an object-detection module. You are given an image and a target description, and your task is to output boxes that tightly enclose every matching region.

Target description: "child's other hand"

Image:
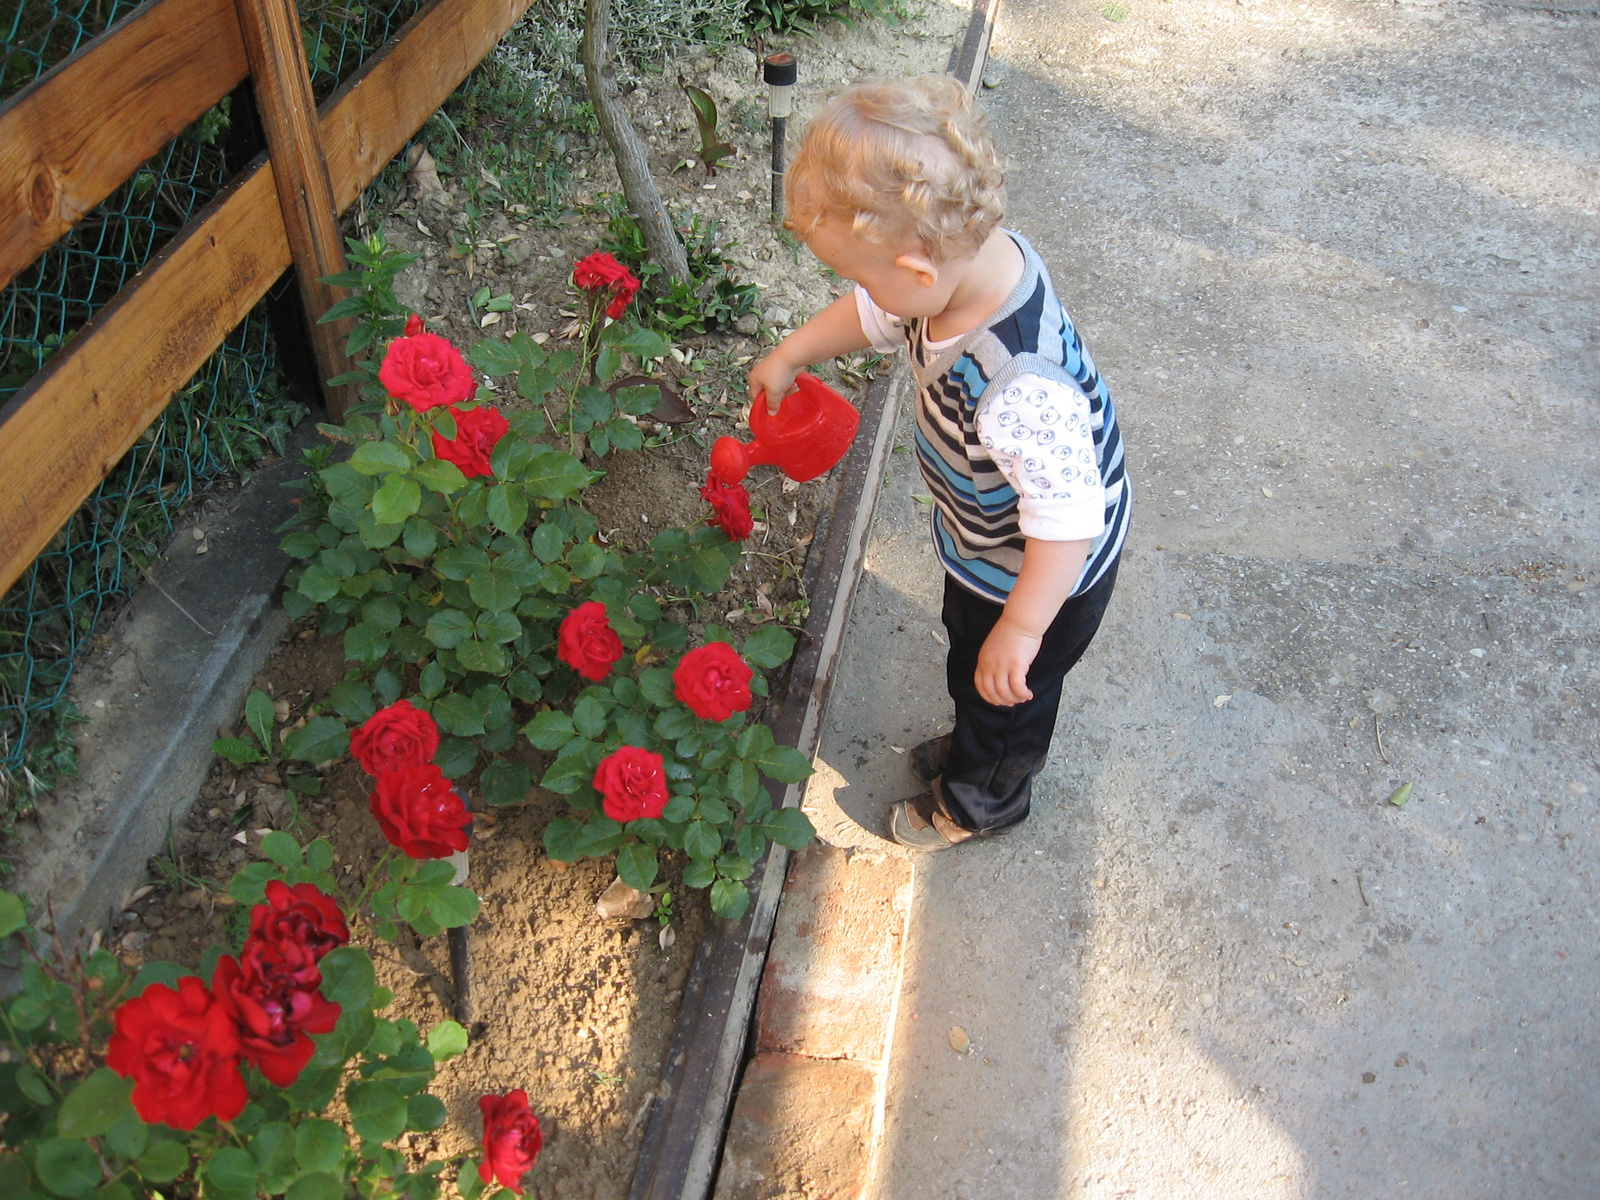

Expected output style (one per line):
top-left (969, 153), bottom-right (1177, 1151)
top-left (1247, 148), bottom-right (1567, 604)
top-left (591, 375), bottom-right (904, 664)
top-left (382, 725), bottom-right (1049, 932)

top-left (975, 619), bottom-right (1041, 707)
top-left (747, 354), bottom-right (801, 415)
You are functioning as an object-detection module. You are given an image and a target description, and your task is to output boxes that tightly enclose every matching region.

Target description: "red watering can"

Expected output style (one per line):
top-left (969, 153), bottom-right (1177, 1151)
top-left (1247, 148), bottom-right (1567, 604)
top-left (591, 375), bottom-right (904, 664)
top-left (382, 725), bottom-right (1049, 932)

top-left (709, 373), bottom-right (860, 485)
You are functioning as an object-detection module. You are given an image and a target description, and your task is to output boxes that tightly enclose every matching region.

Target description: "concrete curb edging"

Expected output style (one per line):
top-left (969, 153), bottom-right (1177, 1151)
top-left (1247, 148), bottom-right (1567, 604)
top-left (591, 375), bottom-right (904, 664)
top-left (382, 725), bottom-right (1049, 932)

top-left (2, 420), bottom-right (320, 980)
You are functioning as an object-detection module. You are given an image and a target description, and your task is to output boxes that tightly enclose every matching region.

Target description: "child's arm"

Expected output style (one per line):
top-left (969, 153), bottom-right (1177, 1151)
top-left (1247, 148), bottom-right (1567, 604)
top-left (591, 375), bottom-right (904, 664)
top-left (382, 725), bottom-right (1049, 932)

top-left (747, 292), bottom-right (874, 413)
top-left (975, 537), bottom-right (1092, 707)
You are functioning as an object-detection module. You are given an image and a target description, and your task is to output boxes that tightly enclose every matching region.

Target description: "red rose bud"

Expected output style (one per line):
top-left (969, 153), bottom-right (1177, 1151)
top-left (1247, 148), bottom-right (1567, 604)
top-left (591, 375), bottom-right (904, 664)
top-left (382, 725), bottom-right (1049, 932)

top-left (249, 880), bottom-right (349, 964)
top-left (571, 252), bottom-right (641, 320)
top-left (557, 601), bottom-right (624, 682)
top-left (673, 642), bottom-right (754, 722)
top-left (213, 937), bottom-right (341, 1088)
top-left (351, 699), bottom-right (441, 778)
top-left (369, 763), bottom-right (472, 859)
top-left (379, 329), bottom-right (475, 412)
top-left (431, 404), bottom-right (511, 479)
top-left (478, 1090), bottom-right (543, 1195)
top-left (593, 745), bottom-right (670, 823)
top-left (700, 471), bottom-right (754, 541)
top-left (106, 975), bottom-right (248, 1129)
top-left (404, 312), bottom-right (425, 337)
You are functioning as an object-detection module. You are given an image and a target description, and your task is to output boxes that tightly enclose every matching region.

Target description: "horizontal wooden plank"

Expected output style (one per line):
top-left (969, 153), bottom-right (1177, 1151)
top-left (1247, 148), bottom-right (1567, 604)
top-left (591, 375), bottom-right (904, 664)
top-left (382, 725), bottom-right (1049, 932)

top-left (0, 0), bottom-right (249, 290)
top-left (0, 0), bottom-right (537, 596)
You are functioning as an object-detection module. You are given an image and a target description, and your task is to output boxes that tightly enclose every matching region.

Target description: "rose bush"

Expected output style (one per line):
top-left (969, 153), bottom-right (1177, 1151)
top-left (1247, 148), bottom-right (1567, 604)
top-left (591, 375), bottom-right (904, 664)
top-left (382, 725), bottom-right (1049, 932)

top-left (276, 234), bottom-right (818, 920)
top-left (0, 810), bottom-right (531, 1198)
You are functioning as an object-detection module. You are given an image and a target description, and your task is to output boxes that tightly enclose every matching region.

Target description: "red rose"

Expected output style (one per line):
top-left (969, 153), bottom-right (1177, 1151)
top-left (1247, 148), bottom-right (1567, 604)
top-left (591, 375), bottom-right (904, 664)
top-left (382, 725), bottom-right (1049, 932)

top-left (700, 471), bottom-right (753, 541)
top-left (478, 1091), bottom-right (543, 1194)
top-left (593, 746), bottom-right (669, 823)
top-left (431, 404), bottom-right (510, 479)
top-left (369, 763), bottom-right (472, 859)
top-left (351, 699), bottom-right (441, 778)
top-left (404, 312), bottom-right (425, 337)
top-left (106, 975), bottom-right (247, 1129)
top-left (571, 252), bottom-right (641, 320)
top-left (379, 330), bottom-right (475, 412)
top-left (557, 601), bottom-right (624, 682)
top-left (673, 642), bottom-right (754, 722)
top-left (213, 937), bottom-right (341, 1087)
top-left (249, 880), bottom-right (349, 964)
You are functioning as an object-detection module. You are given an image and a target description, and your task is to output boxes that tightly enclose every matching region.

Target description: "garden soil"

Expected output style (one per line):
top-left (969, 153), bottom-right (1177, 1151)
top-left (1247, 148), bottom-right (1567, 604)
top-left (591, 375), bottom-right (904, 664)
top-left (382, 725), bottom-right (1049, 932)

top-left (104, 6), bottom-right (968, 1199)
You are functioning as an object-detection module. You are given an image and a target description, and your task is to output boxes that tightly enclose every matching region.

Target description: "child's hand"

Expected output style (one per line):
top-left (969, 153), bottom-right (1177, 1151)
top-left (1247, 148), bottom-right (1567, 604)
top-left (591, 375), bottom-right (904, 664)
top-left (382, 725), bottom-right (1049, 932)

top-left (974, 618), bottom-right (1041, 707)
top-left (747, 353), bottom-right (801, 415)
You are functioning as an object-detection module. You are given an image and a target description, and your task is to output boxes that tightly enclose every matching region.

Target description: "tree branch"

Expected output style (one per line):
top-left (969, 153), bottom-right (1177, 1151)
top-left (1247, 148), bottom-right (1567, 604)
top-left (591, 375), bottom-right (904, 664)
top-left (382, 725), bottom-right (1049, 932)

top-left (581, 0), bottom-right (690, 284)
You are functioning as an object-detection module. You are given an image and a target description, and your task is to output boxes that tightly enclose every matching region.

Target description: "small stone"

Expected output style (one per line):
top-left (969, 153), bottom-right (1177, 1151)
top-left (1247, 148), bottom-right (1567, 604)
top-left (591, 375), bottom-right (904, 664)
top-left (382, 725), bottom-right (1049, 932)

top-left (596, 877), bottom-right (654, 920)
top-left (982, 67), bottom-right (1004, 89)
top-left (191, 527), bottom-right (205, 541)
top-left (735, 312), bottom-right (760, 335)
top-left (948, 1025), bottom-right (970, 1054)
top-left (659, 924), bottom-right (676, 950)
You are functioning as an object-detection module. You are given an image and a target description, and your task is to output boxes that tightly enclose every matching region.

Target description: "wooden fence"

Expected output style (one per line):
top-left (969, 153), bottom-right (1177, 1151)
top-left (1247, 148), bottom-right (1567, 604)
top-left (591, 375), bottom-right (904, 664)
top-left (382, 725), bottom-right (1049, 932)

top-left (0, 0), bottom-right (536, 597)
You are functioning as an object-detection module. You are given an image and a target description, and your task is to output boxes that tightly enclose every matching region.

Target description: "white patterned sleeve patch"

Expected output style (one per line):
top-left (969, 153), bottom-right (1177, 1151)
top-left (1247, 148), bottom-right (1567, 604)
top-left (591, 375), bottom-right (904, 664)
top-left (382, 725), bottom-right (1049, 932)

top-left (976, 373), bottom-right (1106, 541)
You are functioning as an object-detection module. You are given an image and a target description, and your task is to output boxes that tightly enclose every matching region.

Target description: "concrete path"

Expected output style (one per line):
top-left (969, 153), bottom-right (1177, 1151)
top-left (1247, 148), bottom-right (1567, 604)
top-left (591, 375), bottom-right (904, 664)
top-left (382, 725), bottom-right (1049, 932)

top-left (803, 0), bottom-right (1600, 1196)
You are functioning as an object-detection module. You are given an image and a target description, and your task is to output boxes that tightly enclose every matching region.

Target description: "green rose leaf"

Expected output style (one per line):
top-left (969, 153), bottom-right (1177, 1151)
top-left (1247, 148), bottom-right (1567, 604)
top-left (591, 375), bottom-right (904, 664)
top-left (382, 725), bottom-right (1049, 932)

top-left (760, 807), bottom-right (817, 850)
top-left (205, 1146), bottom-right (260, 1196)
top-left (426, 1019), bottom-right (470, 1062)
top-left (523, 451), bottom-right (590, 499)
top-left (319, 946), bottom-right (376, 1008)
top-left (638, 668), bottom-right (676, 708)
top-left (295, 1120), bottom-right (347, 1173)
top-left (134, 1140), bottom-right (189, 1183)
top-left (432, 692), bottom-right (487, 737)
top-left (347, 1080), bottom-right (408, 1145)
top-left (425, 608), bottom-right (474, 649)
top-left (469, 337), bottom-right (523, 376)
top-left (372, 475), bottom-right (422, 526)
top-left (751, 743), bottom-right (814, 784)
top-left (710, 878), bottom-right (751, 921)
top-left (479, 759), bottom-right (531, 808)
top-left (616, 842), bottom-right (659, 891)
top-left (282, 717), bottom-right (349, 764)
top-left (286, 1173), bottom-right (345, 1200)
top-left (741, 625), bottom-right (797, 669)
top-left (56, 1068), bottom-right (134, 1139)
top-left (456, 639), bottom-right (508, 675)
top-left (298, 563), bottom-right (340, 603)
top-left (683, 819), bottom-right (722, 863)
top-left (540, 753), bottom-right (593, 795)
top-left (683, 859), bottom-right (715, 889)
top-left (543, 817), bottom-right (585, 862)
top-left (351, 441), bottom-right (415, 476)
top-left (260, 830), bottom-right (302, 870)
top-left (523, 709), bottom-right (576, 750)
top-left (487, 484), bottom-right (528, 534)
top-left (412, 458), bottom-right (469, 495)
top-left (406, 1092), bottom-right (449, 1132)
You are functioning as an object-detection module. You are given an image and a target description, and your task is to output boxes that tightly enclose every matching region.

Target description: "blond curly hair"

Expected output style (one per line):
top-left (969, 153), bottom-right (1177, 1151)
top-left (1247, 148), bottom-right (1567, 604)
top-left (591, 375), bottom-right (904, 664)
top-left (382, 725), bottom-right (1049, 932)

top-left (785, 76), bottom-right (1006, 263)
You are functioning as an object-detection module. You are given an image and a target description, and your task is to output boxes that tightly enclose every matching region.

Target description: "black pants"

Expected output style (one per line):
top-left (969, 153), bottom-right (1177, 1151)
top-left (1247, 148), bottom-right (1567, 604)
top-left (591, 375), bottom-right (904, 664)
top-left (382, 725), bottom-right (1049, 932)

top-left (938, 556), bottom-right (1120, 832)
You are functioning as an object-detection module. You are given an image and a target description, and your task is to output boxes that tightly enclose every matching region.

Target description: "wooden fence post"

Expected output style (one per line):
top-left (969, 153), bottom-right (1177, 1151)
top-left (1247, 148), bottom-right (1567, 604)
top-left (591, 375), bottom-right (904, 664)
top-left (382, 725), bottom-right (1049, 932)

top-left (232, 0), bottom-right (357, 418)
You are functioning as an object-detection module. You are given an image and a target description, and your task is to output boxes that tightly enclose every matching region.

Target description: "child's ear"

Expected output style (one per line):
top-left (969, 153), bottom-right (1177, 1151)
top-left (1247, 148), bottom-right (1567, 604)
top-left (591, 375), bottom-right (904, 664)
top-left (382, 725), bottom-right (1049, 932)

top-left (893, 252), bottom-right (940, 290)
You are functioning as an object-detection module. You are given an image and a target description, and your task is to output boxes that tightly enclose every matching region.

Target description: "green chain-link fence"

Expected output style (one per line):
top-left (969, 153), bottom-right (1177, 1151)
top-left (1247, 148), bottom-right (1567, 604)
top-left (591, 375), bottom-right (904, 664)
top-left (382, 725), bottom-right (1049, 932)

top-left (0, 0), bottom-right (426, 838)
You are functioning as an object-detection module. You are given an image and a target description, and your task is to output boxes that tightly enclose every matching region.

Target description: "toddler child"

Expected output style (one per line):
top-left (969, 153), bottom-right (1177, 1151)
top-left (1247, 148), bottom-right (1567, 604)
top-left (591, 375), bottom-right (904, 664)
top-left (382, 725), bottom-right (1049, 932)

top-left (747, 76), bottom-right (1131, 849)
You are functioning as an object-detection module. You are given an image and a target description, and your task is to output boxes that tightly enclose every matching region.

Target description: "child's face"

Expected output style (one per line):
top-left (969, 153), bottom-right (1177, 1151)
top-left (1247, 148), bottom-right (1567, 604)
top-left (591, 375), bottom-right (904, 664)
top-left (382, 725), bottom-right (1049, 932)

top-left (802, 215), bottom-right (952, 321)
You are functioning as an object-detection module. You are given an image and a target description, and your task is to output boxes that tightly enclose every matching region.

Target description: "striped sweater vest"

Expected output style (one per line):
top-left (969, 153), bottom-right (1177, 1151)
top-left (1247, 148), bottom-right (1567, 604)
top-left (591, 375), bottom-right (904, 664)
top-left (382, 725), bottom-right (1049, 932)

top-left (909, 232), bottom-right (1131, 602)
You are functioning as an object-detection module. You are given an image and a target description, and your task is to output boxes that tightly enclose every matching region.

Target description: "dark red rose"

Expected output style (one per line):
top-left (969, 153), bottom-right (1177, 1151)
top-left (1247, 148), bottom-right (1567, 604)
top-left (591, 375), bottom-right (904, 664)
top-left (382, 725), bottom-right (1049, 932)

top-left (673, 642), bottom-right (754, 722)
top-left (593, 746), bottom-right (669, 823)
top-left (557, 601), bottom-right (624, 682)
top-left (700, 471), bottom-right (753, 541)
top-left (379, 330), bottom-right (475, 412)
top-left (478, 1090), bottom-right (542, 1194)
top-left (106, 975), bottom-right (247, 1129)
top-left (571, 252), bottom-right (641, 320)
top-left (213, 938), bottom-right (341, 1088)
top-left (431, 404), bottom-right (510, 479)
top-left (369, 763), bottom-right (472, 859)
top-left (351, 699), bottom-right (441, 778)
top-left (404, 312), bottom-right (425, 337)
top-left (249, 880), bottom-right (349, 964)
